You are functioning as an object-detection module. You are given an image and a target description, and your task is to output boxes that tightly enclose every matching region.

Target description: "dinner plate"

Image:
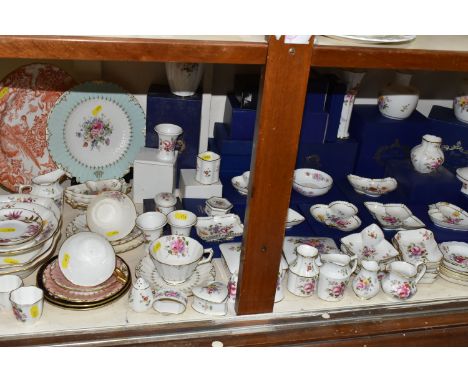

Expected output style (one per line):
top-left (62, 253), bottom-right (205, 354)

top-left (0, 63), bottom-right (75, 191)
top-left (329, 35), bottom-right (416, 44)
top-left (47, 82), bottom-right (145, 182)
top-left (0, 194), bottom-right (61, 220)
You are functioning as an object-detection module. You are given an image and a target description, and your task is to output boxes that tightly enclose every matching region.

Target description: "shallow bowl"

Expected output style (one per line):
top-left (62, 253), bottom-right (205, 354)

top-left (347, 174), bottom-right (397, 197)
top-left (293, 169), bottom-right (333, 197)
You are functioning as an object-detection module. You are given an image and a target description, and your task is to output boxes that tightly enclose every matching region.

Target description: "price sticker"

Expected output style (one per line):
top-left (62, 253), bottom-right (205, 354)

top-left (30, 305), bottom-right (39, 318)
top-left (0, 227), bottom-right (15, 233)
top-left (106, 230), bottom-right (119, 238)
top-left (0, 87), bottom-right (9, 99)
top-left (175, 212), bottom-right (187, 220)
top-left (92, 105), bottom-right (102, 116)
top-left (201, 154), bottom-right (212, 161)
top-left (62, 253), bottom-right (71, 269)
top-left (152, 242), bottom-right (161, 253)
top-left (4, 258), bottom-right (19, 265)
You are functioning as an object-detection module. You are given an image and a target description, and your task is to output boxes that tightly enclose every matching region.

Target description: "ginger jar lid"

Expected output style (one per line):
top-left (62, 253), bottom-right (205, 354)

top-left (192, 281), bottom-right (228, 303)
top-left (155, 192), bottom-right (177, 208)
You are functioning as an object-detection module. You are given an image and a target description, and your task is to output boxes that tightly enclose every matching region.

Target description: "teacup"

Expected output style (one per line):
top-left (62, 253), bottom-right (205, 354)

top-left (9, 286), bottom-right (44, 324)
top-left (0, 275), bottom-right (23, 311)
top-left (167, 210), bottom-right (197, 236)
top-left (135, 212), bottom-right (167, 245)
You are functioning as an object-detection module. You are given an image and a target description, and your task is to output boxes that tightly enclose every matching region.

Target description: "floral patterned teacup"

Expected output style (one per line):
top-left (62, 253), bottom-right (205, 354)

top-left (381, 261), bottom-right (426, 300)
top-left (195, 151), bottom-right (221, 185)
top-left (9, 286), bottom-right (44, 324)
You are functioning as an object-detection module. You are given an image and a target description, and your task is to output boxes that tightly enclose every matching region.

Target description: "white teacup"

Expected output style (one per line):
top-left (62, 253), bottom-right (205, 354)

top-left (167, 210), bottom-right (197, 236)
top-left (136, 212), bottom-right (167, 244)
top-left (10, 286), bottom-right (44, 324)
top-left (0, 275), bottom-right (23, 311)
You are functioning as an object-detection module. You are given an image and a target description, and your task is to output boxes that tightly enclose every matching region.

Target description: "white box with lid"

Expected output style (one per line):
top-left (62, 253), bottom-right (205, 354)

top-left (133, 147), bottom-right (178, 203)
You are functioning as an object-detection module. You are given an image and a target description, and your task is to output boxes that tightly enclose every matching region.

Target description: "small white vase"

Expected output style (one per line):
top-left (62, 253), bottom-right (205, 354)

top-left (410, 134), bottom-right (445, 174)
top-left (378, 72), bottom-right (419, 120)
top-left (196, 151), bottom-right (221, 185)
top-left (155, 123), bottom-right (183, 162)
top-left (165, 62), bottom-right (204, 97)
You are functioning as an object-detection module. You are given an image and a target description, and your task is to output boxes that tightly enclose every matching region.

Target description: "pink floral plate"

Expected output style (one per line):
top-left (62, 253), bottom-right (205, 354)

top-left (0, 208), bottom-right (43, 246)
top-left (0, 63), bottom-right (75, 191)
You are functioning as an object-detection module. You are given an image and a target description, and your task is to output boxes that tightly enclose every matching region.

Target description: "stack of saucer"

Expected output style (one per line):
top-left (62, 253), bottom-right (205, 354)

top-left (0, 195), bottom-right (62, 279)
top-left (65, 179), bottom-right (131, 209)
top-left (439, 241), bottom-right (468, 286)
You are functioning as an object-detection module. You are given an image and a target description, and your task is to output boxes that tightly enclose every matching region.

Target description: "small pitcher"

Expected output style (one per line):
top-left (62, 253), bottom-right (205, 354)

top-left (381, 261), bottom-right (426, 300)
top-left (410, 134), bottom-right (444, 174)
top-left (287, 244), bottom-right (320, 297)
top-left (18, 168), bottom-right (66, 211)
top-left (352, 260), bottom-right (380, 299)
top-left (317, 253), bottom-right (357, 302)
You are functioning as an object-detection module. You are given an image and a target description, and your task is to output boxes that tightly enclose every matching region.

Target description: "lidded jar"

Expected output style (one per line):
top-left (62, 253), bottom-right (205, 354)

top-left (410, 134), bottom-right (445, 174)
top-left (378, 72), bottom-right (419, 120)
top-left (154, 192), bottom-right (177, 215)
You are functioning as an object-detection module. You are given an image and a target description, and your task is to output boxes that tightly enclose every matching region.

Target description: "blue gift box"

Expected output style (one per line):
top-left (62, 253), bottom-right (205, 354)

top-left (427, 105), bottom-right (468, 172)
top-left (213, 123), bottom-right (253, 156)
top-left (384, 159), bottom-right (461, 204)
top-left (223, 94), bottom-right (257, 140)
top-left (350, 105), bottom-right (430, 178)
top-left (145, 85), bottom-right (202, 170)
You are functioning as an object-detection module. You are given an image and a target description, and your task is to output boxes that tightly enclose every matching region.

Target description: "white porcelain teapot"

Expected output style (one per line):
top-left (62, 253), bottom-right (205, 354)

top-left (18, 168), bottom-right (66, 210)
top-left (317, 253), bottom-right (357, 302)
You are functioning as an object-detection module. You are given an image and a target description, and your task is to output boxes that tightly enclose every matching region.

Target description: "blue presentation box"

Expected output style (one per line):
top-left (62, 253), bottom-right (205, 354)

top-left (349, 105), bottom-right (430, 178)
top-left (145, 85), bottom-right (202, 170)
top-left (385, 159), bottom-right (461, 204)
top-left (427, 105), bottom-right (468, 172)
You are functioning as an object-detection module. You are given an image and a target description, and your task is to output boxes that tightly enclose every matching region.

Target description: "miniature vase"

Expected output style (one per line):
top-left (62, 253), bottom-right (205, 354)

top-left (287, 244), bottom-right (320, 297)
top-left (352, 260), bottom-right (380, 299)
top-left (378, 72), bottom-right (419, 120)
top-left (317, 253), bottom-right (357, 302)
top-left (165, 62), bottom-right (204, 97)
top-left (196, 151), bottom-right (221, 185)
top-left (381, 261), bottom-right (426, 300)
top-left (410, 134), bottom-right (445, 174)
top-left (337, 70), bottom-right (366, 139)
top-left (18, 168), bottom-right (66, 211)
top-left (155, 123), bottom-right (183, 162)
top-left (129, 277), bottom-right (154, 313)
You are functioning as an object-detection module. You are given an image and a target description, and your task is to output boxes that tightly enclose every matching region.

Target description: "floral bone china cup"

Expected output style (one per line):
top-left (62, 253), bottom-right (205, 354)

top-left (154, 123), bottom-right (183, 162)
top-left (410, 134), bottom-right (444, 174)
top-left (150, 235), bottom-right (214, 284)
top-left (287, 244), bottom-right (320, 297)
top-left (9, 286), bottom-right (44, 324)
top-left (381, 261), bottom-right (426, 300)
top-left (195, 151), bottom-right (221, 185)
top-left (0, 275), bottom-right (23, 311)
top-left (316, 253), bottom-right (357, 302)
top-left (167, 210), bottom-right (197, 236)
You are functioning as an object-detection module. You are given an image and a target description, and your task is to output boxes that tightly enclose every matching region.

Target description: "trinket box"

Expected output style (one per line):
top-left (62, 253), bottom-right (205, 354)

top-left (192, 281), bottom-right (228, 316)
top-left (133, 147), bottom-right (178, 203)
top-left (205, 197), bottom-right (233, 216)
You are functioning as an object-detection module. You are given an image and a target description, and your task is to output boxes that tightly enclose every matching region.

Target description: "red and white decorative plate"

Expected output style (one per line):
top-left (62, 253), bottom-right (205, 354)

top-left (0, 63), bottom-right (75, 191)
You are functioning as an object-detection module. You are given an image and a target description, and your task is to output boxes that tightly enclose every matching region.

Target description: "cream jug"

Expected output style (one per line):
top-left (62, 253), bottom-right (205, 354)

top-left (287, 244), bottom-right (320, 297)
top-left (18, 168), bottom-right (66, 210)
top-left (317, 253), bottom-right (357, 302)
top-left (381, 261), bottom-right (426, 300)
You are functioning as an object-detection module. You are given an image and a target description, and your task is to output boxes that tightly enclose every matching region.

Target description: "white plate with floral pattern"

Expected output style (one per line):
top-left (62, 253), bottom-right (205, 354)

top-left (282, 236), bottom-right (339, 266)
top-left (135, 255), bottom-right (216, 297)
top-left (47, 82), bottom-right (145, 182)
top-left (0, 208), bottom-right (43, 246)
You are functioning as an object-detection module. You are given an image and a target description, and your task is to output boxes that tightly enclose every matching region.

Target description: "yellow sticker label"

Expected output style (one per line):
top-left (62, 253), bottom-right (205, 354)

top-left (175, 212), bottom-right (187, 220)
top-left (4, 258), bottom-right (19, 265)
top-left (152, 242), bottom-right (161, 253)
top-left (0, 87), bottom-right (9, 99)
top-left (201, 154), bottom-right (212, 161)
top-left (30, 305), bottom-right (39, 318)
top-left (92, 105), bottom-right (102, 116)
top-left (62, 253), bottom-right (70, 269)
top-left (106, 230), bottom-right (119, 237)
top-left (0, 227), bottom-right (15, 233)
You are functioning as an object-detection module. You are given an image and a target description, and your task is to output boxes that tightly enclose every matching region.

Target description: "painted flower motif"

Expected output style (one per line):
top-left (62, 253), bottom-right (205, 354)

top-left (394, 281), bottom-right (412, 299)
top-left (452, 255), bottom-right (468, 266)
top-left (76, 115), bottom-right (112, 150)
top-left (378, 96), bottom-right (390, 110)
top-left (168, 237), bottom-right (187, 256)
top-left (12, 305), bottom-right (27, 322)
top-left (160, 139), bottom-right (176, 152)
top-left (163, 290), bottom-right (180, 298)
top-left (329, 216), bottom-right (351, 229)
top-left (455, 96), bottom-right (468, 111)
top-left (361, 246), bottom-right (377, 259)
top-left (6, 210), bottom-right (22, 220)
top-left (205, 283), bottom-right (219, 294)
top-left (327, 281), bottom-right (346, 298)
top-left (301, 279), bottom-right (316, 295)
top-left (444, 216), bottom-right (463, 225)
top-left (355, 276), bottom-right (374, 292)
top-left (227, 280), bottom-right (237, 298)
top-left (406, 243), bottom-right (426, 259)
top-left (382, 215), bottom-right (399, 225)
top-left (426, 157), bottom-right (443, 171)
top-left (203, 169), bottom-right (212, 177)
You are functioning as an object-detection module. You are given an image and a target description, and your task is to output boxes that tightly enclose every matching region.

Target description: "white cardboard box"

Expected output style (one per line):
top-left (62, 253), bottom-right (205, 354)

top-left (179, 169), bottom-right (223, 199)
top-left (133, 147), bottom-right (178, 203)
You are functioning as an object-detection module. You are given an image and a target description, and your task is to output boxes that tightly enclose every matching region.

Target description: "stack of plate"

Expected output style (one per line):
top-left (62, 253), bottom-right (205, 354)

top-left (66, 214), bottom-right (144, 253)
top-left (0, 194), bottom-right (62, 279)
top-left (65, 179), bottom-right (131, 209)
top-left (439, 241), bottom-right (468, 286)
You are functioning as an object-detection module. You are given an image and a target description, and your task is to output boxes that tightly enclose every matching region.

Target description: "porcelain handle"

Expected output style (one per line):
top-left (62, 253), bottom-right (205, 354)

top-left (414, 262), bottom-right (427, 285)
top-left (349, 256), bottom-right (358, 275)
top-left (198, 248), bottom-right (214, 265)
top-left (18, 185), bottom-right (32, 194)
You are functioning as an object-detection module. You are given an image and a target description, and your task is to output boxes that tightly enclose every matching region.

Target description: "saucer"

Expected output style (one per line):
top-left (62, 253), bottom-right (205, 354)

top-left (135, 255), bottom-right (216, 296)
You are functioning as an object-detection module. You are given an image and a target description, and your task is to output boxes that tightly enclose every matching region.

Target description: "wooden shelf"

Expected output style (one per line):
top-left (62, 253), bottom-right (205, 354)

top-left (312, 36), bottom-right (468, 71)
top-left (0, 35), bottom-right (268, 64)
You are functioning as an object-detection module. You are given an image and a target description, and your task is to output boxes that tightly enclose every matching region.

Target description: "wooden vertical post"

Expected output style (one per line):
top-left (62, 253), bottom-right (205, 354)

top-left (235, 36), bottom-right (314, 315)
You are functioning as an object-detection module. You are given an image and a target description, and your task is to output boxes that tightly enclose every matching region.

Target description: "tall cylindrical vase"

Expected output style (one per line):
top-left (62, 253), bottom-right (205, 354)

top-left (155, 123), bottom-right (183, 162)
top-left (165, 62), bottom-right (204, 97)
